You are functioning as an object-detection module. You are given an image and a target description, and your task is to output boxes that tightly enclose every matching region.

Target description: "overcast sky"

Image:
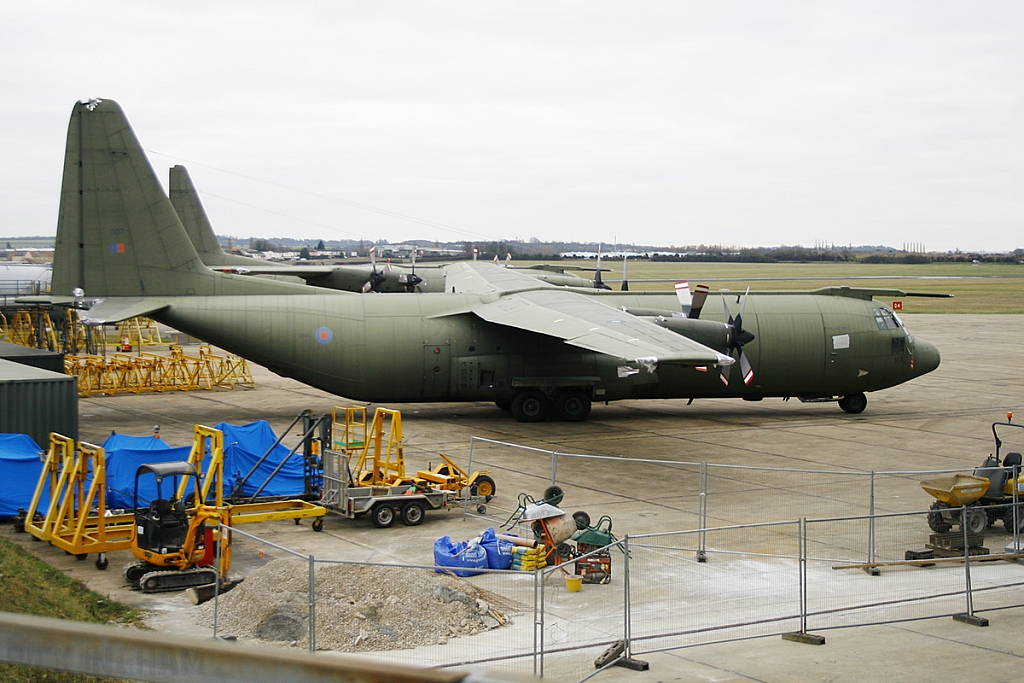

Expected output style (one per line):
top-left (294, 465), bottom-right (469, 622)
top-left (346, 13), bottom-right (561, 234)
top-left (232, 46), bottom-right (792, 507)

top-left (2, 2), bottom-right (1022, 251)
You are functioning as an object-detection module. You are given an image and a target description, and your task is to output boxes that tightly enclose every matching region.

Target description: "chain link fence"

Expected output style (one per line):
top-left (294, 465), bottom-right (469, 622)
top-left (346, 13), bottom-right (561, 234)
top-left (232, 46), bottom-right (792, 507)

top-left (194, 439), bottom-right (1024, 682)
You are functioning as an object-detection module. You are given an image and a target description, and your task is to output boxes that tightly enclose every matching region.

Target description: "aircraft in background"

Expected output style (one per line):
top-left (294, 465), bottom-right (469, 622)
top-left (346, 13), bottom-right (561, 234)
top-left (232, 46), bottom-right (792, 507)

top-left (168, 164), bottom-right (606, 293)
top-left (32, 99), bottom-right (943, 422)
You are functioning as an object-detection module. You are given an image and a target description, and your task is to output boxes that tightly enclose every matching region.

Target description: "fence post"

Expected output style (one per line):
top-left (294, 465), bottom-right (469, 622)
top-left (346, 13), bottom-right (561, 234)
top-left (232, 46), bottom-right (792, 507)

top-left (867, 471), bottom-right (878, 575)
top-left (308, 554), bottom-right (316, 652)
top-left (534, 568), bottom-right (544, 678)
top-left (212, 522), bottom-right (221, 639)
top-left (953, 506), bottom-right (988, 626)
top-left (782, 517), bottom-right (825, 644)
top-left (623, 537), bottom-right (632, 659)
top-left (697, 462), bottom-right (707, 562)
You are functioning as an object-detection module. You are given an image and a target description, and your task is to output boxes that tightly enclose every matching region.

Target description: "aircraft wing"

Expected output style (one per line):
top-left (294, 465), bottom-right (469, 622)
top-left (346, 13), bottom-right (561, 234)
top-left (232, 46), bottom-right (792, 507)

top-left (444, 261), bottom-right (553, 294)
top-left (471, 288), bottom-right (734, 367)
top-left (210, 264), bottom-right (338, 277)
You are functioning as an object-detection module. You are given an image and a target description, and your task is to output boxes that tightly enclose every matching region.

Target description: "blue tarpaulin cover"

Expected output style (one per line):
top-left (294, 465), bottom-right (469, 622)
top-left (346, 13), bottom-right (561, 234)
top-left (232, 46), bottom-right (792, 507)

top-left (216, 421), bottom-right (308, 498)
top-left (101, 434), bottom-right (192, 510)
top-left (0, 433), bottom-right (46, 519)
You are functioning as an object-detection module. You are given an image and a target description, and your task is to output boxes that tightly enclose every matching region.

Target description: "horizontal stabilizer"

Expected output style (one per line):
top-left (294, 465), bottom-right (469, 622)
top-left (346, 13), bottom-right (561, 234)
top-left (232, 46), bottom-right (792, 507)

top-left (79, 298), bottom-right (169, 324)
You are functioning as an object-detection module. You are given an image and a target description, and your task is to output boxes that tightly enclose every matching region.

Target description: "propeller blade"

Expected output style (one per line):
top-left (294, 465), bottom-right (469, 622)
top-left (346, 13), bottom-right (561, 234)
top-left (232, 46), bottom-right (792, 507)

top-left (473, 247), bottom-right (479, 261)
top-left (688, 284), bottom-right (709, 319)
top-left (719, 366), bottom-right (730, 386)
top-left (739, 350), bottom-right (754, 385)
top-left (505, 252), bottom-right (511, 268)
top-left (493, 254), bottom-right (499, 265)
top-left (621, 257), bottom-right (629, 291)
top-left (594, 244), bottom-right (603, 289)
top-left (675, 281), bottom-right (692, 310)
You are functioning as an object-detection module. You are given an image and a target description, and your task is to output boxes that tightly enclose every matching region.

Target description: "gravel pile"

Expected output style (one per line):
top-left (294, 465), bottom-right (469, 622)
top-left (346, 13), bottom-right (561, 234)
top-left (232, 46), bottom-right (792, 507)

top-left (197, 559), bottom-right (522, 651)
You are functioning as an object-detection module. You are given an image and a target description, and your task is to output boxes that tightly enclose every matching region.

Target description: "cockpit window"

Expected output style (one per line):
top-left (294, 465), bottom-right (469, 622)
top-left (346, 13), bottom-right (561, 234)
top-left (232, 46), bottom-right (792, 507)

top-left (874, 308), bottom-right (902, 331)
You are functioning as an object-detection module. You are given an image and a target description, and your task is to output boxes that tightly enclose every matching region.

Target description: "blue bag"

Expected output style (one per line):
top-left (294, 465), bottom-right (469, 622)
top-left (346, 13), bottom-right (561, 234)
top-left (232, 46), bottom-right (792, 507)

top-left (433, 535), bottom-right (487, 577)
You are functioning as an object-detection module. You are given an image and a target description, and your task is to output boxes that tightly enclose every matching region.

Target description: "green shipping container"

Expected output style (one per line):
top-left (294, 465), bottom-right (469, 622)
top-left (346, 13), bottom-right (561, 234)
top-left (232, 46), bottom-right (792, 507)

top-left (0, 359), bottom-right (78, 446)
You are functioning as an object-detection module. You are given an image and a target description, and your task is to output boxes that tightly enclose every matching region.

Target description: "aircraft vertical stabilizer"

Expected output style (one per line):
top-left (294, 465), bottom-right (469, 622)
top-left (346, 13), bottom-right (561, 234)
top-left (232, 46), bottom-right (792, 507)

top-left (52, 99), bottom-right (313, 300)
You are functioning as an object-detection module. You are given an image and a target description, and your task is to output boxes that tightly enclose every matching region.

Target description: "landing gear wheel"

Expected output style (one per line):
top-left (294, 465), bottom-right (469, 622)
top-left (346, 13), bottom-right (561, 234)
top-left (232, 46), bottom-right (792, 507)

top-left (401, 501), bottom-right (425, 526)
top-left (838, 392), bottom-right (867, 414)
top-left (553, 389), bottom-right (592, 422)
top-left (312, 517), bottom-right (324, 532)
top-left (471, 475), bottom-right (497, 502)
top-left (511, 389), bottom-right (550, 423)
top-left (962, 507), bottom-right (987, 535)
top-left (544, 485), bottom-right (565, 506)
top-left (927, 501), bottom-right (952, 533)
top-left (372, 504), bottom-right (396, 529)
top-left (95, 554), bottom-right (109, 571)
top-left (573, 511), bottom-right (591, 530)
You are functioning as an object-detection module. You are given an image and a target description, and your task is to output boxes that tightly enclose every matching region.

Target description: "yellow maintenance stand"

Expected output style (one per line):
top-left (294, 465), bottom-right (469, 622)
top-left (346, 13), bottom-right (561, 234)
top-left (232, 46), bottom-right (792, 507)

top-left (23, 425), bottom-right (328, 572)
top-left (23, 434), bottom-right (135, 570)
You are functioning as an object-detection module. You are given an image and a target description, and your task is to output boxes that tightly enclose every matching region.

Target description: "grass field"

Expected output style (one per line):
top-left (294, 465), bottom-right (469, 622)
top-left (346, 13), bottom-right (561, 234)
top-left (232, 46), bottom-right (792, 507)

top-left (523, 260), bottom-right (1024, 314)
top-left (0, 534), bottom-right (141, 683)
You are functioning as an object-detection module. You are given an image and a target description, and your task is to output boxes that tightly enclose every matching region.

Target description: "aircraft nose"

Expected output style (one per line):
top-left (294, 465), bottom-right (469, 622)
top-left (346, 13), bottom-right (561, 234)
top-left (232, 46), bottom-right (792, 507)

top-left (912, 338), bottom-right (940, 376)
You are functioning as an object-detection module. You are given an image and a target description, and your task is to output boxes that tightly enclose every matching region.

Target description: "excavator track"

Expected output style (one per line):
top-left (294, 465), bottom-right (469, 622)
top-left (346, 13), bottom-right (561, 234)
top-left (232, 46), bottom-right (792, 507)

top-left (123, 560), bottom-right (155, 584)
top-left (138, 567), bottom-right (218, 593)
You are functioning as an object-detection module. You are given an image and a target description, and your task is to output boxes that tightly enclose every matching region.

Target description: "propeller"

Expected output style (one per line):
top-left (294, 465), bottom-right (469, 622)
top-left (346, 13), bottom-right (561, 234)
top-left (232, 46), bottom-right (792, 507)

top-left (361, 246), bottom-right (387, 293)
top-left (399, 249), bottom-right (424, 292)
top-left (505, 252), bottom-right (511, 268)
top-left (719, 288), bottom-right (755, 386)
top-left (593, 244), bottom-right (611, 290)
top-left (673, 281), bottom-right (710, 318)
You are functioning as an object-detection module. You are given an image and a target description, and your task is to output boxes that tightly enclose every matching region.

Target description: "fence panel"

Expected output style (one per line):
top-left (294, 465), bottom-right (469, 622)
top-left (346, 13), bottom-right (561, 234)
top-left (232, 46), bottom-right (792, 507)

top-left (628, 522), bottom-right (801, 658)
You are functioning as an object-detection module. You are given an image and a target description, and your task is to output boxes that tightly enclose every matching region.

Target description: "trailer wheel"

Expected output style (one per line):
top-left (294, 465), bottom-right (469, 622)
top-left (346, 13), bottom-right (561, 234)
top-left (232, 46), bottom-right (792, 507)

top-left (401, 502), bottom-right (425, 526)
top-left (371, 504), bottom-right (396, 529)
top-left (471, 475), bottom-right (496, 502)
top-left (312, 518), bottom-right (324, 532)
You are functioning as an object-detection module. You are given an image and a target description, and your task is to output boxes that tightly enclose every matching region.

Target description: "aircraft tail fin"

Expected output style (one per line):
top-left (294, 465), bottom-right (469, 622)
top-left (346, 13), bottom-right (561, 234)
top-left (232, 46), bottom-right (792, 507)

top-left (169, 165), bottom-right (254, 268)
top-left (52, 100), bottom-right (306, 299)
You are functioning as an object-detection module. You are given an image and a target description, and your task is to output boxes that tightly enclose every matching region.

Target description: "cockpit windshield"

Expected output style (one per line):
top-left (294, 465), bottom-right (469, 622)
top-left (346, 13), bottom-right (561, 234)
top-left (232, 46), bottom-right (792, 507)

top-left (874, 308), bottom-right (902, 331)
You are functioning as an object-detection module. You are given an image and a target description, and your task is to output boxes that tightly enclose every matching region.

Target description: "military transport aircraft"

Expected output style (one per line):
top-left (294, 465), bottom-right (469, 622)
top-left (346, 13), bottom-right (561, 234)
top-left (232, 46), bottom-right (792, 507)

top-left (33, 99), bottom-right (942, 422)
top-left (169, 164), bottom-right (604, 292)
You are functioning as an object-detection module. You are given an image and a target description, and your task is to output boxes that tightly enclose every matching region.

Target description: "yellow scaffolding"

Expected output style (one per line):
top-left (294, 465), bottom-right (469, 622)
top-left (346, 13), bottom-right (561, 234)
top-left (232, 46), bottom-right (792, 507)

top-left (115, 317), bottom-right (164, 349)
top-left (64, 345), bottom-right (255, 397)
top-left (332, 405), bottom-right (368, 453)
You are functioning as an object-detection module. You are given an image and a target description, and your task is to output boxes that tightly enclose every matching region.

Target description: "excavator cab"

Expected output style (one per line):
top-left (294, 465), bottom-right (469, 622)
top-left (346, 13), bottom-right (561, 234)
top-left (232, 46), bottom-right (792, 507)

top-left (132, 462), bottom-right (197, 555)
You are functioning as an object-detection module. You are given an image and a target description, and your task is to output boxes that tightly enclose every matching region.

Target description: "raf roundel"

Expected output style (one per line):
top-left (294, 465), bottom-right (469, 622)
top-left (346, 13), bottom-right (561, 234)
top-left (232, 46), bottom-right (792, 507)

top-left (315, 327), bottom-right (333, 344)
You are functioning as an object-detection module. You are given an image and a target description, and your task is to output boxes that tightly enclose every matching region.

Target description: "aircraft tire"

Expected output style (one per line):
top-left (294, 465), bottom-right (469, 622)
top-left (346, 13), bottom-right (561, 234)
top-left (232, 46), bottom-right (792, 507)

top-left (553, 389), bottom-right (592, 422)
top-left (372, 504), bottom-right (396, 529)
top-left (512, 389), bottom-right (550, 422)
top-left (838, 392), bottom-right (867, 414)
top-left (495, 401), bottom-right (512, 411)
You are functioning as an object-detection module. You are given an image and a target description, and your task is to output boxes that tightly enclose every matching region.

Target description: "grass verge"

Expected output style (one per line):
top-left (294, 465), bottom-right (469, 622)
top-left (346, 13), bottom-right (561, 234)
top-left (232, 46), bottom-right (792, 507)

top-left (0, 533), bottom-right (143, 683)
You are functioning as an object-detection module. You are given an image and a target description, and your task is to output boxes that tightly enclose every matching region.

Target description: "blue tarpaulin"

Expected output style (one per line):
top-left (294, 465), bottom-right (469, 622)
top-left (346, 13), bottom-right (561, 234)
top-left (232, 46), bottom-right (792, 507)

top-left (102, 436), bottom-right (193, 510)
top-left (0, 433), bottom-right (46, 519)
top-left (216, 421), bottom-right (308, 498)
